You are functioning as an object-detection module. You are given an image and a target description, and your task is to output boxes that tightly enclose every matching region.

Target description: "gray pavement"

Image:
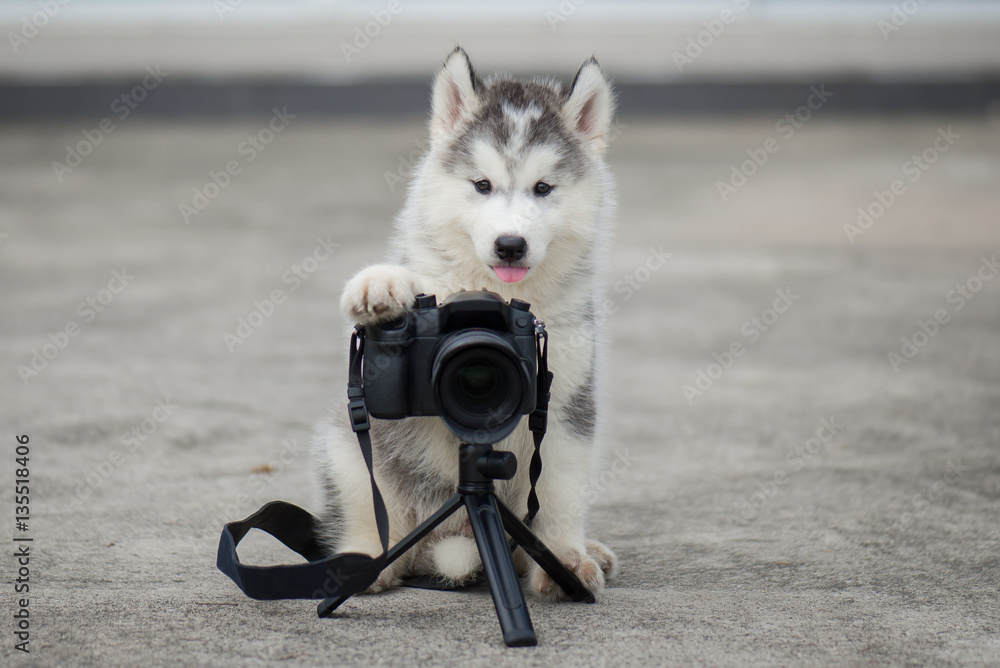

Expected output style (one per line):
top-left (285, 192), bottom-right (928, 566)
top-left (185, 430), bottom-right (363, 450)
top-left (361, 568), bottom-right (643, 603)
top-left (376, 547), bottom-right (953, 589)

top-left (2, 115), bottom-right (999, 666)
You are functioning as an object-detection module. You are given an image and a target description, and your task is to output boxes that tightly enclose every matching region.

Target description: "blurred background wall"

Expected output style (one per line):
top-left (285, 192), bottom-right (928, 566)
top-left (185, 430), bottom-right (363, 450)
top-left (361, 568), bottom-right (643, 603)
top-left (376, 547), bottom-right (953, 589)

top-left (2, 0), bottom-right (999, 117)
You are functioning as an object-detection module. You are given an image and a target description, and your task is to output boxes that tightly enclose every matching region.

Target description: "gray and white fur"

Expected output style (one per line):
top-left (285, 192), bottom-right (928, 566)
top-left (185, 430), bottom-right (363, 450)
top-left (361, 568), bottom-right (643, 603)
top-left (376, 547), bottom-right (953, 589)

top-left (311, 47), bottom-right (618, 598)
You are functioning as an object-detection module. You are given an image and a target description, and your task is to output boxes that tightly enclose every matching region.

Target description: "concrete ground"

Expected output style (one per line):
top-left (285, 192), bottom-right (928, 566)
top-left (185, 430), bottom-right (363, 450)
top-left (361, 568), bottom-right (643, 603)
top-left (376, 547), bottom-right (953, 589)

top-left (2, 113), bottom-right (999, 666)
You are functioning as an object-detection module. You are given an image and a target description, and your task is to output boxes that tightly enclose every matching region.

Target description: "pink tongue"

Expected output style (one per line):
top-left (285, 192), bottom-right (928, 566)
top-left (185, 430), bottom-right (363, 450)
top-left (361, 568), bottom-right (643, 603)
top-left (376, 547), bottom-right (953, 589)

top-left (493, 265), bottom-right (528, 283)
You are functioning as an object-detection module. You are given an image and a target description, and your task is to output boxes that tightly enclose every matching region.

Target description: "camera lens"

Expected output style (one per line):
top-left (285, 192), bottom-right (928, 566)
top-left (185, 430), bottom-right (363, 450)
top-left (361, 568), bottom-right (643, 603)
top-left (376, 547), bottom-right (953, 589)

top-left (431, 331), bottom-right (532, 444)
top-left (455, 361), bottom-right (503, 402)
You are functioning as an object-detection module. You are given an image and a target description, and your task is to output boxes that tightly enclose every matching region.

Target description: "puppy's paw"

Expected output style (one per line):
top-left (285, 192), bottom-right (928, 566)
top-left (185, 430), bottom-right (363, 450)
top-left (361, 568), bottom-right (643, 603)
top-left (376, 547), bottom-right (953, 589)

top-left (341, 265), bottom-right (420, 325)
top-left (360, 570), bottom-right (399, 595)
top-left (585, 539), bottom-right (619, 580)
top-left (529, 547), bottom-right (605, 601)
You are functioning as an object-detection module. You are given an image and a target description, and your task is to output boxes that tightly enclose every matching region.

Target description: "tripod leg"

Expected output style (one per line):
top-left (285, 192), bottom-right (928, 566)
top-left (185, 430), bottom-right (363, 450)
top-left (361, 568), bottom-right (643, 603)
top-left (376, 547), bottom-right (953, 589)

top-left (318, 493), bottom-right (464, 618)
top-left (464, 493), bottom-right (537, 647)
top-left (497, 501), bottom-right (596, 604)
top-left (385, 493), bottom-right (464, 567)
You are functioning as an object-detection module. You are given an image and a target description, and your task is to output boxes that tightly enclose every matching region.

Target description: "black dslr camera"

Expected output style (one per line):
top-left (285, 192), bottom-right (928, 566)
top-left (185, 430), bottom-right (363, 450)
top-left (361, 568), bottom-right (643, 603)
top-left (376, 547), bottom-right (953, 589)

top-left (362, 290), bottom-right (540, 444)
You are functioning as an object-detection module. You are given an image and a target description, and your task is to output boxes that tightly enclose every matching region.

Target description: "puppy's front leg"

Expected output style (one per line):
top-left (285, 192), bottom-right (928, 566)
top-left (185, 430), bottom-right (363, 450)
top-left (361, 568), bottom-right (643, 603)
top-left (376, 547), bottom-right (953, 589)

top-left (525, 418), bottom-right (618, 599)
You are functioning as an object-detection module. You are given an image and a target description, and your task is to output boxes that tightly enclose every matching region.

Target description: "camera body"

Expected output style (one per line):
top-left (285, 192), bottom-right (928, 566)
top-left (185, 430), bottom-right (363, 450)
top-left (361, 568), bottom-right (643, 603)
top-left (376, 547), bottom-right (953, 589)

top-left (363, 290), bottom-right (538, 444)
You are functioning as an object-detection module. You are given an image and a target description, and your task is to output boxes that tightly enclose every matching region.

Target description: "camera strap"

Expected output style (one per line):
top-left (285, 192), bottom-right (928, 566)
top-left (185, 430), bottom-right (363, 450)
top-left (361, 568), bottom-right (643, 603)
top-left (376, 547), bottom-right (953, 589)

top-left (216, 326), bottom-right (390, 603)
top-left (525, 322), bottom-right (552, 527)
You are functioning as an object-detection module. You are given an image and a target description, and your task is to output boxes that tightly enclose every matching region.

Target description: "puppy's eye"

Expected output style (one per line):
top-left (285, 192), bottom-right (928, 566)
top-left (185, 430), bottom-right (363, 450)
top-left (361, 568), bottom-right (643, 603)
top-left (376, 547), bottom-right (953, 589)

top-left (533, 181), bottom-right (552, 196)
top-left (474, 179), bottom-right (492, 194)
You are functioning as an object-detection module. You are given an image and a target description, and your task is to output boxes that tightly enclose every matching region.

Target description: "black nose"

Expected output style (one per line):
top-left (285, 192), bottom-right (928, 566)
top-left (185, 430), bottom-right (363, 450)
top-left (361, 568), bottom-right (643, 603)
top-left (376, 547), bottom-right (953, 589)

top-left (494, 236), bottom-right (527, 262)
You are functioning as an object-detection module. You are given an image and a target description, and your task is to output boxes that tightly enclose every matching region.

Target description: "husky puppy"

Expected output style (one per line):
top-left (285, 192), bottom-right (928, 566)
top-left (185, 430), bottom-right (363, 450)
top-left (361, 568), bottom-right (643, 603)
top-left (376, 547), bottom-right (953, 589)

top-left (312, 47), bottom-right (618, 598)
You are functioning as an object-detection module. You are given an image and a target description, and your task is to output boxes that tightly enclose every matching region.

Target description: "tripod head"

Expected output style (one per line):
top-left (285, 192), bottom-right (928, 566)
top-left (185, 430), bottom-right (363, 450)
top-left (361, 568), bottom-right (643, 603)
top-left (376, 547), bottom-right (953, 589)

top-left (458, 443), bottom-right (518, 494)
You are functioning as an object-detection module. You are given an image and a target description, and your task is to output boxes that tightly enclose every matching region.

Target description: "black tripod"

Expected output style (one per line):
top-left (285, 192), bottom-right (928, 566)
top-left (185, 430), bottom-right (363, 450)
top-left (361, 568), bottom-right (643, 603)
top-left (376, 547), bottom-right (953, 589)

top-left (317, 441), bottom-right (595, 647)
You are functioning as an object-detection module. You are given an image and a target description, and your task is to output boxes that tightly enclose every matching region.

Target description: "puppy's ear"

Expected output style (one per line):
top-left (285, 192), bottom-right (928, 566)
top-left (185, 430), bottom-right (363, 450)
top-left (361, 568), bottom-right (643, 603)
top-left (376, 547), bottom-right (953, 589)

top-left (431, 47), bottom-right (482, 139)
top-left (563, 57), bottom-right (615, 155)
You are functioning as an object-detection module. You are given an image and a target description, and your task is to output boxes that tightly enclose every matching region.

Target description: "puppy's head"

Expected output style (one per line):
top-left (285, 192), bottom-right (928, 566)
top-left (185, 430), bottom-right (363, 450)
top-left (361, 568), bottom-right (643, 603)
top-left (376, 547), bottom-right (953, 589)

top-left (420, 48), bottom-right (615, 290)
